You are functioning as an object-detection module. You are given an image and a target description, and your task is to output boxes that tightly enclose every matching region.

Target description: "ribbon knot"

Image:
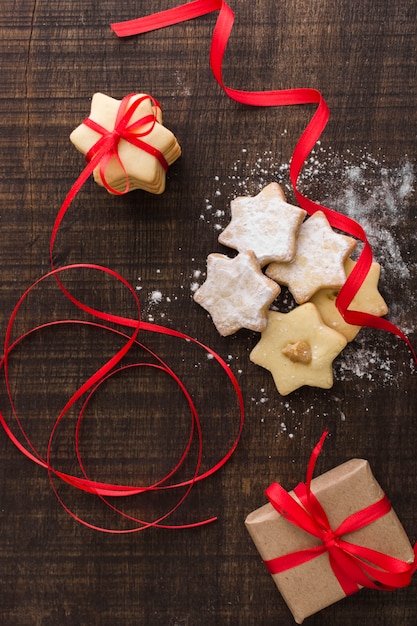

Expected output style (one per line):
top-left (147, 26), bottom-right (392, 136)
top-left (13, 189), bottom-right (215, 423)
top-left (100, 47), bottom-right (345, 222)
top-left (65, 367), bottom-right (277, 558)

top-left (321, 528), bottom-right (338, 550)
top-left (109, 127), bottom-right (122, 143)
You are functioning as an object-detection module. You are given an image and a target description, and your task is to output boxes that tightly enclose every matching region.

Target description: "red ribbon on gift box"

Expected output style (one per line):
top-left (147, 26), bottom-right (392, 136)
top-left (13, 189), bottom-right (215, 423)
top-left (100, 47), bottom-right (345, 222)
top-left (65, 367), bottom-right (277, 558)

top-left (264, 432), bottom-right (417, 595)
top-left (111, 0), bottom-right (416, 362)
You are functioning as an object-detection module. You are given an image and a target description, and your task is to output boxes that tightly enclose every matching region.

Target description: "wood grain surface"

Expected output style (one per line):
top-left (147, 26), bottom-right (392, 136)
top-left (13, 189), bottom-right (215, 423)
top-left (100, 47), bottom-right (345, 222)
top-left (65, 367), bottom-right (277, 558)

top-left (0, 1), bottom-right (416, 624)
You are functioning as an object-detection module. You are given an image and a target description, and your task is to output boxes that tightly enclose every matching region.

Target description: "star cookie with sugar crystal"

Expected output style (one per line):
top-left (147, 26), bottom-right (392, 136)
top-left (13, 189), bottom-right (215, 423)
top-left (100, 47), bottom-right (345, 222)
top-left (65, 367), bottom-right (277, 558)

top-left (266, 211), bottom-right (357, 303)
top-left (249, 303), bottom-right (347, 395)
top-left (193, 251), bottom-right (281, 336)
top-left (70, 92), bottom-right (181, 194)
top-left (310, 257), bottom-right (389, 342)
top-left (218, 183), bottom-right (306, 267)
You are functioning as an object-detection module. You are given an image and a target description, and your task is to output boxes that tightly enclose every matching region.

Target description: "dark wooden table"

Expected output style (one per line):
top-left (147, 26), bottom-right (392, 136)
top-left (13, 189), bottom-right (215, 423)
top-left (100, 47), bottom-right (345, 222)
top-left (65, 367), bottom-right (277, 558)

top-left (1, 1), bottom-right (416, 624)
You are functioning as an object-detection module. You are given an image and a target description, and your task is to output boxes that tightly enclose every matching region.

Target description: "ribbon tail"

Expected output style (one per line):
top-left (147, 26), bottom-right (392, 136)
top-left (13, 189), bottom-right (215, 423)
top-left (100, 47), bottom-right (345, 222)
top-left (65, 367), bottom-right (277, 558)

top-left (50, 157), bottom-right (99, 264)
top-left (336, 538), bottom-right (416, 590)
top-left (110, 0), bottom-right (222, 37)
top-left (328, 549), bottom-right (364, 596)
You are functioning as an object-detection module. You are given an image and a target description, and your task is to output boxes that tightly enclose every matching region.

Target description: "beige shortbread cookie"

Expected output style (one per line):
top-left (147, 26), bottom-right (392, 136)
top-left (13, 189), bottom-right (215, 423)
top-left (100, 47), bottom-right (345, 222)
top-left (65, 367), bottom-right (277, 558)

top-left (310, 258), bottom-right (389, 341)
top-left (265, 211), bottom-right (357, 303)
top-left (218, 183), bottom-right (307, 266)
top-left (249, 303), bottom-right (347, 395)
top-left (193, 250), bottom-right (281, 336)
top-left (70, 92), bottom-right (181, 194)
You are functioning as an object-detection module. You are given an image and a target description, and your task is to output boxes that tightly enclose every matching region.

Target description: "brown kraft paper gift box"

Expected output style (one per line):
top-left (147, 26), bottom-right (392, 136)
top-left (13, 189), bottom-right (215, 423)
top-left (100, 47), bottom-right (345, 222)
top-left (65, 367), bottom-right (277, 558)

top-left (245, 458), bottom-right (415, 623)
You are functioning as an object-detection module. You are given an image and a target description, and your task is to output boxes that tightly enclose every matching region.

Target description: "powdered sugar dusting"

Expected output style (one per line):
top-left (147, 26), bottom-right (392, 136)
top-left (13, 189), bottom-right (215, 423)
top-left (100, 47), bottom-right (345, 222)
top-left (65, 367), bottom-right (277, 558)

top-left (326, 157), bottom-right (414, 282)
top-left (150, 290), bottom-right (163, 304)
top-left (134, 147), bottom-right (415, 399)
top-left (218, 186), bottom-right (306, 266)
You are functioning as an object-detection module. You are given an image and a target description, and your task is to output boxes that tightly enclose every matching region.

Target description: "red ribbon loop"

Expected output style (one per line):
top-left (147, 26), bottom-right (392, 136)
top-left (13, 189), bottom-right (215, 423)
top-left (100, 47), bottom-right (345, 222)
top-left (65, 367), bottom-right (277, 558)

top-left (0, 90), bottom-right (245, 532)
top-left (264, 432), bottom-right (416, 595)
top-left (111, 1), bottom-right (417, 362)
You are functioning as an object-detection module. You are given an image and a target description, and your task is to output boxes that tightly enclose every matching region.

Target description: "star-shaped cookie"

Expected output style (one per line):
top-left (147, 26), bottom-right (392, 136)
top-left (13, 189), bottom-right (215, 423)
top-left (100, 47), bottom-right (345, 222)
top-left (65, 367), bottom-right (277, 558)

top-left (193, 251), bottom-right (281, 336)
top-left (265, 211), bottom-right (357, 303)
top-left (310, 258), bottom-right (389, 341)
top-left (249, 303), bottom-right (347, 395)
top-left (70, 92), bottom-right (181, 194)
top-left (218, 183), bottom-right (306, 266)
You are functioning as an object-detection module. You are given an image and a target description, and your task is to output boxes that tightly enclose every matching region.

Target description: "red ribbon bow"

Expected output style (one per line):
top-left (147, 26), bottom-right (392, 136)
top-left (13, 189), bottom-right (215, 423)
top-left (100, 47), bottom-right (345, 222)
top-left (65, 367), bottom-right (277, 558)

top-left (264, 432), bottom-right (417, 595)
top-left (82, 93), bottom-right (168, 195)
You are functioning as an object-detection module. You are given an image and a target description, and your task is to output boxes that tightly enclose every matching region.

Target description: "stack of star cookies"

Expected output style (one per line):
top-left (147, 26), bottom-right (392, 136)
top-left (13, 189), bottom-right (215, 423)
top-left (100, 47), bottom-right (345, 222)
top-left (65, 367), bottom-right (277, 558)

top-left (193, 182), bottom-right (389, 395)
top-left (70, 92), bottom-right (181, 194)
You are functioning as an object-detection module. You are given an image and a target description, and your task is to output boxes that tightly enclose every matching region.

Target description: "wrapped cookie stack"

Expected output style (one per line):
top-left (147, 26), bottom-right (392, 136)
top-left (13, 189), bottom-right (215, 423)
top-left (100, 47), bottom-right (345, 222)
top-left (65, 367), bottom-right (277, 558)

top-left (70, 92), bottom-right (181, 195)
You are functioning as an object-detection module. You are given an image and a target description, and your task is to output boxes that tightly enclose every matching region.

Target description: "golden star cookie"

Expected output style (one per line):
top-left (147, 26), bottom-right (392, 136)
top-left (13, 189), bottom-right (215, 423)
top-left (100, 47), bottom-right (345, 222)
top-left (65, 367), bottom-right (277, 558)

top-left (310, 258), bottom-right (389, 341)
top-left (249, 303), bottom-right (347, 395)
top-left (70, 92), bottom-right (181, 194)
top-left (218, 183), bottom-right (306, 266)
top-left (193, 251), bottom-right (281, 336)
top-left (265, 211), bottom-right (357, 303)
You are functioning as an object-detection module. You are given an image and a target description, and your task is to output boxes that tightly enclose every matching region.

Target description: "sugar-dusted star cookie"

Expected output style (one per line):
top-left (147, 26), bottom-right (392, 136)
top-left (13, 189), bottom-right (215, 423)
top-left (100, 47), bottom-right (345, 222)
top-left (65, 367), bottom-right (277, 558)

top-left (265, 211), bottom-right (357, 303)
top-left (193, 250), bottom-right (281, 336)
top-left (249, 303), bottom-right (347, 395)
top-left (70, 92), bottom-right (181, 194)
top-left (218, 183), bottom-right (307, 266)
top-left (310, 257), bottom-right (389, 341)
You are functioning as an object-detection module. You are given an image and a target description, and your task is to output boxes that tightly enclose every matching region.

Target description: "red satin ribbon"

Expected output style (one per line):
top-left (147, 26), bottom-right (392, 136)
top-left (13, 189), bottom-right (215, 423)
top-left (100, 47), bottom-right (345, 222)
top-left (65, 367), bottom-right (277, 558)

top-left (111, 1), bottom-right (416, 362)
top-left (0, 93), bottom-right (245, 532)
top-left (264, 432), bottom-right (417, 594)
top-left (0, 265), bottom-right (244, 532)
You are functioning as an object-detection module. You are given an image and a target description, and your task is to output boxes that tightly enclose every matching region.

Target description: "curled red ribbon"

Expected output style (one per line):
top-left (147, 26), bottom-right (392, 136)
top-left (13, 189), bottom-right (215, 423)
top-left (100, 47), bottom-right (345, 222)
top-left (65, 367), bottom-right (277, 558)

top-left (111, 1), bottom-right (416, 362)
top-left (0, 93), bottom-right (245, 532)
top-left (264, 432), bottom-right (417, 595)
top-left (0, 264), bottom-right (244, 532)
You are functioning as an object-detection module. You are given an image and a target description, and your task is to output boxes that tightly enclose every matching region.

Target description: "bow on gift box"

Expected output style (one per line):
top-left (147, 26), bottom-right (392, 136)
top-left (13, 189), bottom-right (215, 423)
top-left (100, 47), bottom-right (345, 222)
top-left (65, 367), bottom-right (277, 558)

top-left (264, 432), bottom-right (417, 595)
